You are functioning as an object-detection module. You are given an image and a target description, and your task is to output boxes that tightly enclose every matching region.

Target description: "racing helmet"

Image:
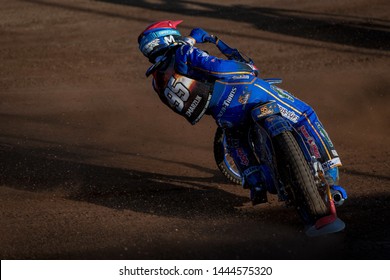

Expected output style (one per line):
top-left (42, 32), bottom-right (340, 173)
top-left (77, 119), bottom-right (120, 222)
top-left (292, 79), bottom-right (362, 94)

top-left (138, 20), bottom-right (183, 63)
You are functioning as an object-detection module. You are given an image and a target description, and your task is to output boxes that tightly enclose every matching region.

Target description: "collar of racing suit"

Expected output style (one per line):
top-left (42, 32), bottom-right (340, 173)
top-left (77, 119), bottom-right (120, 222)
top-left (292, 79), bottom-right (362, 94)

top-left (145, 44), bottom-right (183, 77)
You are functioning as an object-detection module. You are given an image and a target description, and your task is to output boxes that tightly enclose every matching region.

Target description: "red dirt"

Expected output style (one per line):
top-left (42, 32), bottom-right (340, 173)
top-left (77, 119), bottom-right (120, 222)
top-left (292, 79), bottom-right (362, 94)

top-left (1, 0), bottom-right (389, 260)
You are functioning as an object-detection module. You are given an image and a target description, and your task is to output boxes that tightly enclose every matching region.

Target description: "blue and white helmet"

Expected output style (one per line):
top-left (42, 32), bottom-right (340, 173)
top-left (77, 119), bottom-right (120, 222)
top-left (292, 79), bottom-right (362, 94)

top-left (138, 20), bottom-right (184, 62)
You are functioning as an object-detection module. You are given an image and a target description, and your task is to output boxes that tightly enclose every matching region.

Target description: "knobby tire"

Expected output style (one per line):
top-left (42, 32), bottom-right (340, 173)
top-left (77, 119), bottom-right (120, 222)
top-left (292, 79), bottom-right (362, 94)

top-left (274, 131), bottom-right (328, 223)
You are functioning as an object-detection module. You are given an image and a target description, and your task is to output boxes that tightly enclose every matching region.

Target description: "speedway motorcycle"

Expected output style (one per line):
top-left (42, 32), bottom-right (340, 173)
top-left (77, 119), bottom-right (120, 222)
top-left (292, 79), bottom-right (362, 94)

top-left (210, 37), bottom-right (347, 236)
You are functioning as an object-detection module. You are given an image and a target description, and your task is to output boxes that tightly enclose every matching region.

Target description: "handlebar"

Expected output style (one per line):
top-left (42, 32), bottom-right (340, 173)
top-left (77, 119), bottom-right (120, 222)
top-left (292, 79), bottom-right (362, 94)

top-left (209, 35), bottom-right (255, 65)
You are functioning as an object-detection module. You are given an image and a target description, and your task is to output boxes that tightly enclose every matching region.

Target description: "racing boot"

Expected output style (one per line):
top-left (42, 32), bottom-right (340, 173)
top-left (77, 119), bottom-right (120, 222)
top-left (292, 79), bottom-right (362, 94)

top-left (243, 166), bottom-right (268, 205)
top-left (250, 186), bottom-right (268, 205)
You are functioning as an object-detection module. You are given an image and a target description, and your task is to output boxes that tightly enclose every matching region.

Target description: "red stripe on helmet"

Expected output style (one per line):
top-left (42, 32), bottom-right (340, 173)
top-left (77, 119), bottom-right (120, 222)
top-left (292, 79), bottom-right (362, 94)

top-left (144, 20), bottom-right (183, 32)
top-left (138, 20), bottom-right (183, 42)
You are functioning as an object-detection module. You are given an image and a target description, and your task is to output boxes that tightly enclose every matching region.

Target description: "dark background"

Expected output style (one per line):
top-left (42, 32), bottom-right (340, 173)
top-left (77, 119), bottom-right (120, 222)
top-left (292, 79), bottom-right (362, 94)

top-left (1, 0), bottom-right (389, 259)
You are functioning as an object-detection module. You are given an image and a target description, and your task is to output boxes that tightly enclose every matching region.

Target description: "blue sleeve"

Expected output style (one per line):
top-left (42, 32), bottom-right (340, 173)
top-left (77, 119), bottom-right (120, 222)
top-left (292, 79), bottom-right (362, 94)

top-left (175, 45), bottom-right (256, 80)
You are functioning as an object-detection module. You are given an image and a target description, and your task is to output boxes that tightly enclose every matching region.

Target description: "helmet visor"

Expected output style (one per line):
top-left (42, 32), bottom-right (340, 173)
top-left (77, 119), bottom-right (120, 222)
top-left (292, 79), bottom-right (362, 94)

top-left (139, 29), bottom-right (181, 57)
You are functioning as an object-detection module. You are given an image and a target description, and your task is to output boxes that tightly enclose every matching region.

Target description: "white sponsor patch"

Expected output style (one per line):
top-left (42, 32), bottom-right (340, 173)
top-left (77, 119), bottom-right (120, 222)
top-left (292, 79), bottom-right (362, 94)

top-left (277, 105), bottom-right (299, 123)
top-left (232, 75), bottom-right (250, 80)
top-left (217, 87), bottom-right (236, 118)
top-left (322, 157), bottom-right (342, 171)
top-left (143, 38), bottom-right (160, 55)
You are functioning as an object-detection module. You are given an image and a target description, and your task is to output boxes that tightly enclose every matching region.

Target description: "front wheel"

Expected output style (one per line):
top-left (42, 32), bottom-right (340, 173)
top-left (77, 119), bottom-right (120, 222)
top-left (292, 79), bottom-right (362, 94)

top-left (273, 130), bottom-right (328, 224)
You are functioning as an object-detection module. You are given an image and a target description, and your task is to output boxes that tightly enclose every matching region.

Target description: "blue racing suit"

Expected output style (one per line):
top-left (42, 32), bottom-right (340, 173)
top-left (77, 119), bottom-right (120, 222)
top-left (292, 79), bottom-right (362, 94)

top-left (150, 40), bottom-right (341, 204)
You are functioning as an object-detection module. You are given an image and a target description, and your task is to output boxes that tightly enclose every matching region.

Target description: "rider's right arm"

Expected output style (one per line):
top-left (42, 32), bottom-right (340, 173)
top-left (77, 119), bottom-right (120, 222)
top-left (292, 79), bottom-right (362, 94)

top-left (175, 44), bottom-right (257, 80)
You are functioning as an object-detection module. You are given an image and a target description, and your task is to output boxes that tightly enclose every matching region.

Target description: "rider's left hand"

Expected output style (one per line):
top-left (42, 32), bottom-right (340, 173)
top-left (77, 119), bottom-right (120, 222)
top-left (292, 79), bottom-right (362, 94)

top-left (248, 63), bottom-right (259, 76)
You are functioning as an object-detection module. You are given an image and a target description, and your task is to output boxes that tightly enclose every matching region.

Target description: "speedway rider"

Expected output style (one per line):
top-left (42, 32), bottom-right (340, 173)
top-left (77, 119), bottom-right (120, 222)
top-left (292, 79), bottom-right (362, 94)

top-left (138, 20), bottom-right (344, 205)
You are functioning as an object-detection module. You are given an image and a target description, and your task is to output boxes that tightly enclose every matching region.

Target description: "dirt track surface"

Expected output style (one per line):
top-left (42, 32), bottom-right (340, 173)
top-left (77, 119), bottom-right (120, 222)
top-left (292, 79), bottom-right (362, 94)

top-left (1, 0), bottom-right (389, 260)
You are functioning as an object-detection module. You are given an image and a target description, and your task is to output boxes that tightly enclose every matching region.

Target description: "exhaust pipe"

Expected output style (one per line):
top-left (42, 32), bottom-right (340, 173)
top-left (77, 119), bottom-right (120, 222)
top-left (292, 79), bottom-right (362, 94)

top-left (330, 189), bottom-right (345, 206)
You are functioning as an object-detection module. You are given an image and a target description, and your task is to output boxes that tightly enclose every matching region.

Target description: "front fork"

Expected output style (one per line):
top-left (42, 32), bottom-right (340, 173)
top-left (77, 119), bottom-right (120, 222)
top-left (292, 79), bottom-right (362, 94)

top-left (251, 101), bottom-right (348, 206)
top-left (311, 157), bottom-right (347, 206)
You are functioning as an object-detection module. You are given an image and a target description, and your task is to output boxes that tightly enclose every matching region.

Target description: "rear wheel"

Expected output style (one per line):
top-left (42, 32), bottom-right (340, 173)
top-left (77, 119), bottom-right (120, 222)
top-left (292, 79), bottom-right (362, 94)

top-left (273, 131), bottom-right (328, 224)
top-left (213, 127), bottom-right (242, 185)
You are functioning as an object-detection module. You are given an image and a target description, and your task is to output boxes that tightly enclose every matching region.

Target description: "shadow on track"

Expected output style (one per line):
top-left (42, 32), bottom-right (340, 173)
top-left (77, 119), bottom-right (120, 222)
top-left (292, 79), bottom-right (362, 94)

top-left (1, 142), bottom-right (389, 259)
top-left (20, 0), bottom-right (390, 52)
top-left (96, 0), bottom-right (390, 51)
top-left (0, 143), bottom-right (248, 218)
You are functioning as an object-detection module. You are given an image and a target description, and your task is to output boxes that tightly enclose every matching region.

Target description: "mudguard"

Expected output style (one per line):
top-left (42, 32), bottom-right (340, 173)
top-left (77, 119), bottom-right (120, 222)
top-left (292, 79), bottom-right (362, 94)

top-left (251, 101), bottom-right (293, 137)
top-left (263, 115), bottom-right (293, 137)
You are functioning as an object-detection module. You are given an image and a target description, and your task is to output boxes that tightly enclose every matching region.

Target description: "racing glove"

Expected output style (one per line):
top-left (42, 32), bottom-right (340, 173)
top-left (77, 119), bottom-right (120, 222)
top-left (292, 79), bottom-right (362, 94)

top-left (189, 28), bottom-right (216, 44)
